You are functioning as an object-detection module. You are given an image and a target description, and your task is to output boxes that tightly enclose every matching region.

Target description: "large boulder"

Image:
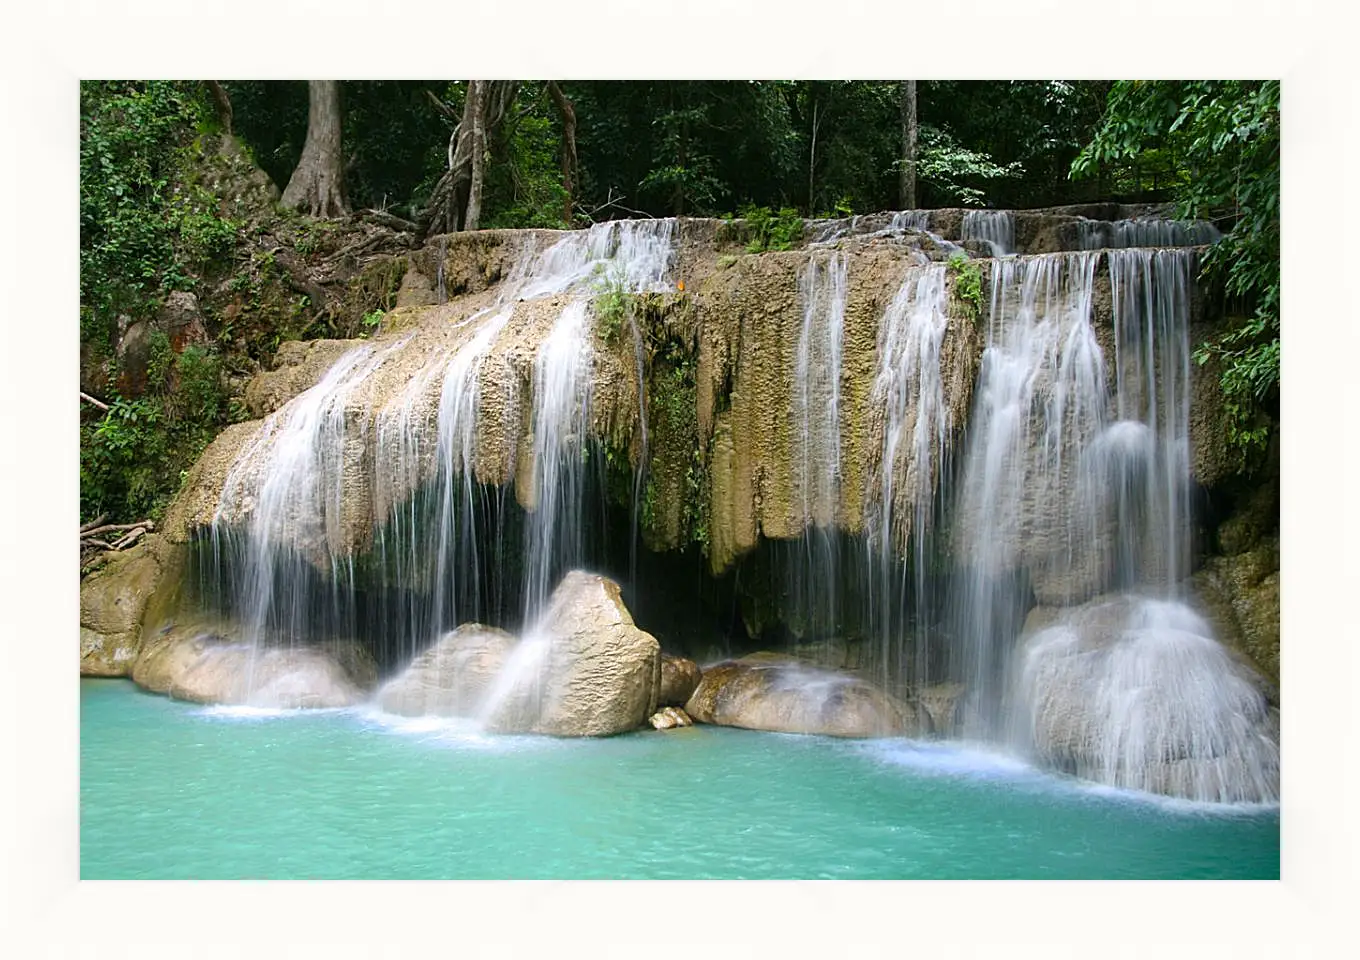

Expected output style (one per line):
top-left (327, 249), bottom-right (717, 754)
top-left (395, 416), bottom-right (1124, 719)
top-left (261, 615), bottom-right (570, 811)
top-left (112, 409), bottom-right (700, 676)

top-left (684, 655), bottom-right (913, 738)
top-left (1012, 594), bottom-right (1279, 803)
top-left (502, 570), bottom-right (661, 737)
top-left (80, 537), bottom-right (175, 677)
top-left (375, 623), bottom-right (517, 717)
top-left (658, 653), bottom-right (702, 707)
top-left (377, 571), bottom-right (662, 736)
top-left (131, 620), bottom-right (377, 708)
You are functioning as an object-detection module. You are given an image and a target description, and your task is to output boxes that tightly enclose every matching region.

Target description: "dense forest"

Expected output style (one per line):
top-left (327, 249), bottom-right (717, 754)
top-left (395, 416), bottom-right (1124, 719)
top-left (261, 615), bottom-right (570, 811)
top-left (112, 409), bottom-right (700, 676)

top-left (78, 80), bottom-right (1280, 526)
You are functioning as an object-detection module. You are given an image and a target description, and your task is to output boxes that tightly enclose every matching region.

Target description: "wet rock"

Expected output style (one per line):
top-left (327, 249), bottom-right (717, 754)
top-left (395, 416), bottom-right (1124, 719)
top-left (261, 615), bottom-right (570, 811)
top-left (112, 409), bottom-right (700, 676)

top-left (1013, 594), bottom-right (1279, 803)
top-left (915, 682), bottom-right (965, 737)
top-left (244, 339), bottom-right (365, 417)
top-left (658, 653), bottom-right (701, 707)
top-left (1184, 536), bottom-right (1280, 688)
top-left (376, 623), bottom-right (517, 717)
top-left (648, 706), bottom-right (693, 730)
top-left (684, 654), bottom-right (913, 738)
top-left (497, 570), bottom-right (661, 737)
top-left (131, 620), bottom-right (377, 708)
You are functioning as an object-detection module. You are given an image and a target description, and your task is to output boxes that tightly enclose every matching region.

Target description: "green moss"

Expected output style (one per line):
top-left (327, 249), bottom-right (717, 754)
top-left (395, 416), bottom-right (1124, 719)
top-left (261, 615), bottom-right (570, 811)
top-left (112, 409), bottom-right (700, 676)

top-left (947, 252), bottom-right (984, 322)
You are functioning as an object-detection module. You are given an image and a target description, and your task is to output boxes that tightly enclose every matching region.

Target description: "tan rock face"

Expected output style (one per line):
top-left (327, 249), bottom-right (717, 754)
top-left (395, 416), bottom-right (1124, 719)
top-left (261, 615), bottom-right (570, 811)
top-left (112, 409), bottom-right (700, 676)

top-left (375, 623), bottom-right (517, 717)
top-left (245, 339), bottom-right (365, 418)
top-left (131, 621), bottom-right (376, 708)
top-left (658, 653), bottom-right (702, 707)
top-left (1185, 537), bottom-right (1280, 689)
top-left (80, 539), bottom-right (168, 677)
top-left (684, 655), bottom-right (913, 738)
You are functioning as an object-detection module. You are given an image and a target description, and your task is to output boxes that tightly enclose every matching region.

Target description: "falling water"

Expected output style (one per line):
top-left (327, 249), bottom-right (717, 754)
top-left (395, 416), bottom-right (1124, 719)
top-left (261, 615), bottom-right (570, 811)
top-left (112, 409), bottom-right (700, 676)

top-left (789, 251), bottom-right (848, 641)
top-left (948, 252), bottom-right (1104, 732)
top-left (206, 218), bottom-right (676, 692)
top-left (211, 339), bottom-right (405, 698)
top-left (1075, 217), bottom-right (1220, 250)
top-left (961, 210), bottom-right (1015, 256)
top-left (864, 263), bottom-right (951, 694)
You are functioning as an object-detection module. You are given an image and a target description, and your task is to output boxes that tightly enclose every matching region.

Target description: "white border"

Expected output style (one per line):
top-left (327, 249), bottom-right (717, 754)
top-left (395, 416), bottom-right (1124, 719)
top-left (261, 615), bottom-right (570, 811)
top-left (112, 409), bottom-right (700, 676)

top-left (2, 1), bottom-right (1355, 956)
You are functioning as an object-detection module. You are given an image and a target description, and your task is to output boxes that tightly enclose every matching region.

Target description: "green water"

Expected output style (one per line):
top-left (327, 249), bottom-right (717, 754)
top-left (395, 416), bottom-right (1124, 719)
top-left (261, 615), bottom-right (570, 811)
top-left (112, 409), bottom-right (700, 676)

top-left (80, 679), bottom-right (1279, 879)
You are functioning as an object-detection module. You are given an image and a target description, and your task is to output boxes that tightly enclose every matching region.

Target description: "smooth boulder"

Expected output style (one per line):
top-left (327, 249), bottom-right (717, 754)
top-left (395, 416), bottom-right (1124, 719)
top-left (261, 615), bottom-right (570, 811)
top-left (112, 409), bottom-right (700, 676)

top-left (132, 621), bottom-right (377, 708)
top-left (658, 653), bottom-right (702, 707)
top-left (684, 655), bottom-right (912, 738)
top-left (490, 570), bottom-right (660, 737)
top-left (376, 623), bottom-right (517, 717)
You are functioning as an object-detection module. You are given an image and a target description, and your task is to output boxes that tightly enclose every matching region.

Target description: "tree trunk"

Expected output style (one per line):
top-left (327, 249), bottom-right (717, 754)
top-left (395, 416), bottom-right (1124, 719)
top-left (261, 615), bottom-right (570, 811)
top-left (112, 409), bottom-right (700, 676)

top-left (808, 96), bottom-right (819, 215)
top-left (281, 80), bottom-right (349, 219)
top-left (418, 81), bottom-right (520, 240)
top-left (547, 81), bottom-right (578, 224)
top-left (205, 81), bottom-right (233, 135)
top-left (900, 80), bottom-right (918, 209)
top-left (465, 81), bottom-right (486, 232)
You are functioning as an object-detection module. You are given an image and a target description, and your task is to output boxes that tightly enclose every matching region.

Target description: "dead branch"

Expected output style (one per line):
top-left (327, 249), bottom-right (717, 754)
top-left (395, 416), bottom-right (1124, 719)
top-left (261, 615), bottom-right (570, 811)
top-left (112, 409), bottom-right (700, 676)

top-left (81, 392), bottom-right (110, 412)
top-left (112, 527), bottom-right (146, 550)
top-left (80, 514), bottom-right (108, 534)
top-left (357, 208), bottom-right (419, 234)
top-left (81, 521), bottom-right (154, 539)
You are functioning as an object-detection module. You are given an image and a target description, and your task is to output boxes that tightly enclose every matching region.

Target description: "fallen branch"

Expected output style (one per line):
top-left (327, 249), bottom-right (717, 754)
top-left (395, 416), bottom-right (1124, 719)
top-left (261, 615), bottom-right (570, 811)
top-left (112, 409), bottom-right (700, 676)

top-left (80, 520), bottom-right (154, 539)
top-left (113, 527), bottom-right (146, 550)
top-left (80, 514), bottom-right (108, 534)
top-left (80, 392), bottom-right (110, 412)
top-left (358, 208), bottom-right (419, 234)
top-left (81, 538), bottom-right (117, 551)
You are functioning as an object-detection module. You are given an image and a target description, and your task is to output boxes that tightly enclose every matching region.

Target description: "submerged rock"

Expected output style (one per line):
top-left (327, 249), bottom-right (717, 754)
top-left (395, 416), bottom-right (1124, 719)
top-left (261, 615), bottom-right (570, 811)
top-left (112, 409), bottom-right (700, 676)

top-left (648, 706), bottom-right (694, 730)
top-left (131, 621), bottom-right (377, 708)
top-left (658, 653), bottom-right (702, 707)
top-left (684, 654), bottom-right (912, 738)
top-left (1012, 594), bottom-right (1279, 803)
top-left (376, 623), bottom-right (516, 717)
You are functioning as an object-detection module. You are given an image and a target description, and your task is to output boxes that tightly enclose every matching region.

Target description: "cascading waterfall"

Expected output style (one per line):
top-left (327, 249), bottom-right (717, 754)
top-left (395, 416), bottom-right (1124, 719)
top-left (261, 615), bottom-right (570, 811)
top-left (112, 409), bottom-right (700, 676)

top-left (790, 250), bottom-right (848, 641)
top-left (962, 210), bottom-right (1015, 256)
top-left (183, 204), bottom-right (1275, 801)
top-left (948, 252), bottom-right (1104, 733)
top-left (206, 218), bottom-right (676, 699)
top-left (1076, 217), bottom-right (1220, 250)
top-left (210, 339), bottom-right (406, 698)
top-left (864, 263), bottom-right (951, 695)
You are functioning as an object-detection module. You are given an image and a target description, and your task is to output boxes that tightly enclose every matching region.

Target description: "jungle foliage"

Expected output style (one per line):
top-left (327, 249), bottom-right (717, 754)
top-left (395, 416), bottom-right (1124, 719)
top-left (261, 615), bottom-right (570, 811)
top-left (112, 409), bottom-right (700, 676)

top-left (1073, 80), bottom-right (1280, 466)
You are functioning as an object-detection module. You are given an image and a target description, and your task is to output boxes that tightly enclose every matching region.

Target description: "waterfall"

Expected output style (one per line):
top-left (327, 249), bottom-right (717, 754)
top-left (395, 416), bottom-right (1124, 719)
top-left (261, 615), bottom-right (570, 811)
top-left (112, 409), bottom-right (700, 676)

top-left (206, 218), bottom-right (676, 685)
top-left (1075, 217), bottom-right (1220, 250)
top-left (961, 210), bottom-right (1015, 256)
top-left (789, 250), bottom-right (848, 640)
top-left (948, 252), bottom-right (1104, 733)
top-left (864, 263), bottom-right (951, 693)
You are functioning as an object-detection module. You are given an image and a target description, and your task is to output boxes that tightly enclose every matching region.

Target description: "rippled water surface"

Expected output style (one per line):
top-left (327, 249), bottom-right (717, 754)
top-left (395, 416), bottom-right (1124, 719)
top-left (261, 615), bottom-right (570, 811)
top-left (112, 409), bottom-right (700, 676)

top-left (80, 679), bottom-right (1279, 879)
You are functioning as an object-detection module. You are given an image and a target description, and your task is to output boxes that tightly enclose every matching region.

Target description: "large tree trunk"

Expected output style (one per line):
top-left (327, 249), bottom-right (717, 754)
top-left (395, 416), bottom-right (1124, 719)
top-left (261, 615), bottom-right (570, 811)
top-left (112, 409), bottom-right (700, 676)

top-left (900, 80), bottom-right (918, 209)
top-left (465, 81), bottom-right (487, 232)
top-left (282, 80), bottom-right (349, 219)
top-left (418, 80), bottom-right (520, 240)
top-left (547, 81), bottom-right (577, 224)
